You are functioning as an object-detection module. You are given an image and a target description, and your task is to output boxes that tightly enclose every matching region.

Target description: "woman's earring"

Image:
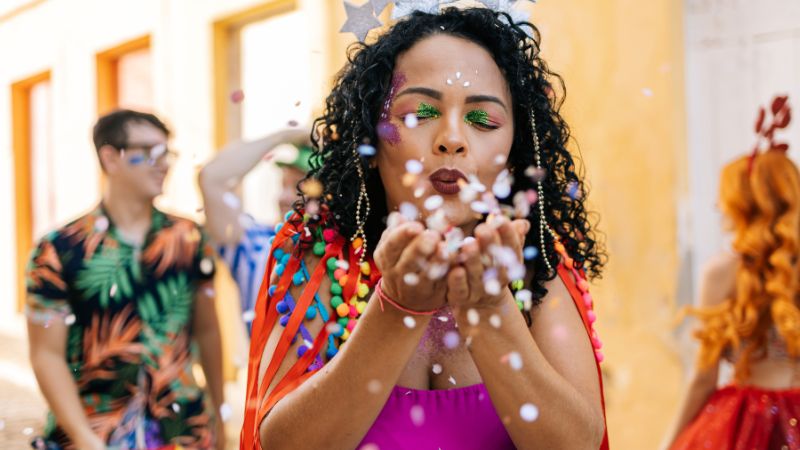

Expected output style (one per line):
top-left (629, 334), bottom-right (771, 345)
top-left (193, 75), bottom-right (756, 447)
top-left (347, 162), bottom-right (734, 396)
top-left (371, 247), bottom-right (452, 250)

top-left (352, 146), bottom-right (371, 265)
top-left (531, 112), bottom-right (554, 274)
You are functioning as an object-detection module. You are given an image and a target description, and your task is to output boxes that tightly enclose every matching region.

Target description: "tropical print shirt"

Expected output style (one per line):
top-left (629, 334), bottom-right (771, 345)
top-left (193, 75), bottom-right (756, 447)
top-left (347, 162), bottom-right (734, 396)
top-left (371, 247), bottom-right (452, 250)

top-left (26, 204), bottom-right (217, 449)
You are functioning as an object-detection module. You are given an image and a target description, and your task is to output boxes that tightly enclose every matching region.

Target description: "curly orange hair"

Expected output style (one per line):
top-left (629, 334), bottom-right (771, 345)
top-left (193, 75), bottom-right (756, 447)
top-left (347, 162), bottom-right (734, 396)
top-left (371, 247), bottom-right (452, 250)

top-left (689, 150), bottom-right (800, 380)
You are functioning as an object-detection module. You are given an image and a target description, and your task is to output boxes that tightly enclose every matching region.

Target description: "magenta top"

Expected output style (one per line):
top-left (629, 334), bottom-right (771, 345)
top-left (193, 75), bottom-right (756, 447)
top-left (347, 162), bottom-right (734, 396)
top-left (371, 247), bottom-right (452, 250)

top-left (358, 383), bottom-right (516, 450)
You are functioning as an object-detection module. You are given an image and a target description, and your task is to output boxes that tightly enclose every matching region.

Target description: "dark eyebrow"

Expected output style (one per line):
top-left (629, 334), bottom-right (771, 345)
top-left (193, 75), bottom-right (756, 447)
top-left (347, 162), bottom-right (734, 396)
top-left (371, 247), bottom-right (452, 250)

top-left (395, 86), bottom-right (442, 100)
top-left (466, 95), bottom-right (507, 111)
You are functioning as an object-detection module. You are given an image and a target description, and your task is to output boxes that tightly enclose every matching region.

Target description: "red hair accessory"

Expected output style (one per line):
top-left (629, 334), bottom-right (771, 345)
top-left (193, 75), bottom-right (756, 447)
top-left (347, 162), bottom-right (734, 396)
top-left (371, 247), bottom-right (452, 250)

top-left (748, 95), bottom-right (792, 173)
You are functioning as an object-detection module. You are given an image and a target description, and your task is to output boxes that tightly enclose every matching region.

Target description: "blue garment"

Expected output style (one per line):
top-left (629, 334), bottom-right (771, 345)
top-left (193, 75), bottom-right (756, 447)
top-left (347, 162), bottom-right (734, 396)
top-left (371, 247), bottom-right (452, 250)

top-left (217, 218), bottom-right (275, 333)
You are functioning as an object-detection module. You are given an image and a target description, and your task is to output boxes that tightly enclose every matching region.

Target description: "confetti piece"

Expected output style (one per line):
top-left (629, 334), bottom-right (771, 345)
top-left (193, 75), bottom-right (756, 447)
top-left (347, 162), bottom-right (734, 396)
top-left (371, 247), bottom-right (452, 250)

top-left (200, 257), bottom-right (214, 275)
top-left (110, 283), bottom-right (118, 298)
top-left (242, 310), bottom-right (256, 323)
top-left (325, 322), bottom-right (343, 334)
top-left (489, 314), bottom-right (501, 328)
top-left (443, 331), bottom-right (460, 349)
top-left (402, 173), bottom-right (418, 187)
top-left (230, 89), bottom-right (245, 103)
top-left (520, 403), bottom-right (539, 422)
top-left (367, 379), bottom-right (382, 394)
top-left (437, 315), bottom-right (449, 322)
top-left (222, 192), bottom-right (241, 209)
top-left (171, 403), bottom-right (181, 413)
top-left (467, 308), bottom-right (480, 326)
top-left (470, 201), bottom-right (490, 214)
top-left (301, 179), bottom-right (324, 197)
top-left (410, 405), bottom-right (426, 426)
top-left (403, 273), bottom-right (420, 286)
top-left (64, 314), bottom-right (76, 326)
top-left (447, 79), bottom-right (453, 85)
top-left (523, 246), bottom-right (538, 260)
top-left (485, 278), bottom-right (501, 295)
top-left (220, 403), bottom-right (233, 422)
top-left (404, 114), bottom-right (419, 128)
top-left (403, 316), bottom-right (417, 329)
top-left (427, 262), bottom-right (449, 280)
top-left (432, 363), bottom-right (443, 374)
top-left (507, 351), bottom-right (523, 370)
top-left (513, 191), bottom-right (531, 218)
top-left (567, 181), bottom-right (582, 200)
top-left (94, 216), bottom-right (109, 232)
top-left (494, 154), bottom-right (506, 166)
top-left (335, 260), bottom-right (350, 271)
top-left (23, 427), bottom-right (33, 436)
top-left (456, 71), bottom-right (462, 79)
top-left (405, 159), bottom-right (423, 174)
top-left (463, 81), bottom-right (471, 88)
top-left (399, 202), bottom-right (419, 221)
top-left (425, 209), bottom-right (449, 233)
top-left (524, 166), bottom-right (546, 182)
top-left (358, 144), bottom-right (377, 156)
top-left (413, 187), bottom-right (426, 198)
top-left (492, 169), bottom-right (512, 199)
top-left (448, 376), bottom-right (456, 385)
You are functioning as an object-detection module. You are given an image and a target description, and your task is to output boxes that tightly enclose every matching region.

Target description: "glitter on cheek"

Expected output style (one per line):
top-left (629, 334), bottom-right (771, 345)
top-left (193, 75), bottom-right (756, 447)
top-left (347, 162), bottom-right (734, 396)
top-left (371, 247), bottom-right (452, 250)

top-left (377, 72), bottom-right (407, 146)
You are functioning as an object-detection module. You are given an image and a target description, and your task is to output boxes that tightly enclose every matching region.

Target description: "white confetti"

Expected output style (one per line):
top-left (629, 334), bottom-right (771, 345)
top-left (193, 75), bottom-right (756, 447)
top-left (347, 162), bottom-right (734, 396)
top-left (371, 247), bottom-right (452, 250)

top-left (463, 81), bottom-right (471, 88)
top-left (426, 262), bottom-right (449, 280)
top-left (64, 314), bottom-right (76, 326)
top-left (404, 114), bottom-right (419, 129)
top-left (405, 159), bottom-right (424, 174)
top-left (399, 202), bottom-right (419, 221)
top-left (494, 154), bottom-right (506, 165)
top-left (219, 403), bottom-right (233, 422)
top-left (459, 183), bottom-right (477, 203)
top-left (467, 308), bottom-right (480, 326)
top-left (513, 191), bottom-right (531, 218)
top-left (507, 351), bottom-right (523, 370)
top-left (523, 246), bottom-right (538, 260)
top-left (515, 289), bottom-right (533, 310)
top-left (335, 260), bottom-right (350, 271)
top-left (443, 331), bottom-right (460, 349)
top-left (425, 209), bottom-right (449, 233)
top-left (520, 403), bottom-right (539, 422)
top-left (94, 216), bottom-right (109, 232)
top-left (437, 315), bottom-right (449, 322)
top-left (403, 316), bottom-right (417, 329)
top-left (455, 71), bottom-right (462, 79)
top-left (413, 186), bottom-right (426, 198)
top-left (200, 257), bottom-right (214, 275)
top-left (410, 404), bottom-right (426, 426)
top-left (485, 278), bottom-right (501, 296)
top-left (489, 314), bottom-right (501, 328)
top-left (23, 427), bottom-right (33, 436)
top-left (109, 283), bottom-right (118, 298)
top-left (492, 169), bottom-right (513, 199)
top-left (432, 363), bottom-right (443, 374)
top-left (222, 192), bottom-right (241, 209)
top-left (470, 201), bottom-right (490, 214)
top-left (358, 144), bottom-right (377, 156)
top-left (524, 166), bottom-right (546, 182)
top-left (403, 273), bottom-right (420, 286)
top-left (447, 78), bottom-right (453, 85)
top-left (424, 195), bottom-right (444, 210)
top-left (171, 402), bottom-right (181, 413)
top-left (448, 376), bottom-right (456, 385)
top-left (242, 310), bottom-right (256, 323)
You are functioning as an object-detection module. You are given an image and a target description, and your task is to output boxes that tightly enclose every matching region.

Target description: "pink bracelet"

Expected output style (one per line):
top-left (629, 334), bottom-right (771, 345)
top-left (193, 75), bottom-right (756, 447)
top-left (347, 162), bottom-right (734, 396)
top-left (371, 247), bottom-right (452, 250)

top-left (375, 279), bottom-right (441, 316)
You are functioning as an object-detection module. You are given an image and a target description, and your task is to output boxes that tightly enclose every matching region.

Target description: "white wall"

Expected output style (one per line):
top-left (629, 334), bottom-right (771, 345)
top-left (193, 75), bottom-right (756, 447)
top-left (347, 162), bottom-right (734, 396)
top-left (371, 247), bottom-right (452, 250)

top-left (0, 0), bottom-right (332, 319)
top-left (683, 0), bottom-right (800, 293)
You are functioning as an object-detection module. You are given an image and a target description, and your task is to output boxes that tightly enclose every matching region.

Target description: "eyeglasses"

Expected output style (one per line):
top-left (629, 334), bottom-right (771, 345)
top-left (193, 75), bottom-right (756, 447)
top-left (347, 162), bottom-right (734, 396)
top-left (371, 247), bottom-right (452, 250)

top-left (119, 143), bottom-right (178, 166)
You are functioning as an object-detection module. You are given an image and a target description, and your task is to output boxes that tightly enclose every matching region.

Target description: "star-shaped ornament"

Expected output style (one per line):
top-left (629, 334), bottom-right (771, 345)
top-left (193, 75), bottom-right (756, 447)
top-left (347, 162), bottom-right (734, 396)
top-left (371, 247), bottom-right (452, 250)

top-left (371, 0), bottom-right (393, 15)
top-left (392, 0), bottom-right (441, 19)
top-left (341, 0), bottom-right (382, 41)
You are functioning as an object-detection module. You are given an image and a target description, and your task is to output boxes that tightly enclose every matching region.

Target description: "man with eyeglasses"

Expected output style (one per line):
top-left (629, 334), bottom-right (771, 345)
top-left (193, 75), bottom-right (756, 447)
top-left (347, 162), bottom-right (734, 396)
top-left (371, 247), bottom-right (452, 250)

top-left (26, 109), bottom-right (226, 449)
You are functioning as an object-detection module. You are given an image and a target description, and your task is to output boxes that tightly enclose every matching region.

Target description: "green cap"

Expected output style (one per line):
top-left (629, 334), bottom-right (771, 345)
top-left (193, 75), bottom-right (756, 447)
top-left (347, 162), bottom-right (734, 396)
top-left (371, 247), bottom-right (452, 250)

top-left (275, 144), bottom-right (313, 173)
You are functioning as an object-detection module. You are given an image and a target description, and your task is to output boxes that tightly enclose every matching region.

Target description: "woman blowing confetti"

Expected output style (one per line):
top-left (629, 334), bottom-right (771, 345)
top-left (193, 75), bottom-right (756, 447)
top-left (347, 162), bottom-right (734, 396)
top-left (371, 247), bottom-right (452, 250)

top-left (664, 96), bottom-right (800, 450)
top-left (241, 3), bottom-right (608, 449)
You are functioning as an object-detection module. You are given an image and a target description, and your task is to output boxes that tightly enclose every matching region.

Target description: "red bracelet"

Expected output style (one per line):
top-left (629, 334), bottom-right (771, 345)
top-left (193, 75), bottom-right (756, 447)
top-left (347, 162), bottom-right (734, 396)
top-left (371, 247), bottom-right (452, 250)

top-left (375, 279), bottom-right (441, 316)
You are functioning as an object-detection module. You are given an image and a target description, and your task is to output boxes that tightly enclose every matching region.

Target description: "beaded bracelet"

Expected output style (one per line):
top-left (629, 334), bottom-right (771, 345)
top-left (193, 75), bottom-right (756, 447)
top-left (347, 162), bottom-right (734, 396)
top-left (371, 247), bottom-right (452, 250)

top-left (374, 279), bottom-right (441, 316)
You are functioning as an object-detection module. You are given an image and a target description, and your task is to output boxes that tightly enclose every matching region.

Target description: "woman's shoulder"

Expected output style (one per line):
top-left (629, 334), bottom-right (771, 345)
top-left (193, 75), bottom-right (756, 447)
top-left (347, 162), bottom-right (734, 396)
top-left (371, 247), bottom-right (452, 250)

top-left (698, 251), bottom-right (739, 307)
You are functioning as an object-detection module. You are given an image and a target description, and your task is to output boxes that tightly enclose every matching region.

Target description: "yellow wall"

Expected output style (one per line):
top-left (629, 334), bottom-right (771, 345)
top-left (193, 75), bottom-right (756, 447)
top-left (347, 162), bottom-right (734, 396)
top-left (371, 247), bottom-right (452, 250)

top-left (533, 1), bottom-right (687, 447)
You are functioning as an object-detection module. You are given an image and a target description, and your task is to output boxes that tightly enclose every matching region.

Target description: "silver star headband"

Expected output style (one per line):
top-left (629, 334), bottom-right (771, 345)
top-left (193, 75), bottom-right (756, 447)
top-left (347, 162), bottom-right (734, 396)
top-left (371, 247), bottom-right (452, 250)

top-left (340, 0), bottom-right (537, 42)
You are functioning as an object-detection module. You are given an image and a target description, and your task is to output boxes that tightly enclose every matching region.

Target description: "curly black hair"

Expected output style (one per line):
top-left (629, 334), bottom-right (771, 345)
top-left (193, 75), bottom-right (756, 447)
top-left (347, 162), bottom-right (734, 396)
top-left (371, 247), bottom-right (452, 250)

top-left (300, 7), bottom-right (605, 309)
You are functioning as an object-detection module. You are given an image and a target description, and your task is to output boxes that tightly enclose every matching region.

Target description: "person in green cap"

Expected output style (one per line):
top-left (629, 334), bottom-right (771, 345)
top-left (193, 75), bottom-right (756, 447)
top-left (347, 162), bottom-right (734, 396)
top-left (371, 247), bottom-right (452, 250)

top-left (199, 128), bottom-right (310, 329)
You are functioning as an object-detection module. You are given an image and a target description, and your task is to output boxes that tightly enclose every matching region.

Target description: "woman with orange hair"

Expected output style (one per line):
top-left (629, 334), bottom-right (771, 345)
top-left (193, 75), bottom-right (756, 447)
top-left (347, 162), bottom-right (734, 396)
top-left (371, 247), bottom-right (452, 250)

top-left (664, 96), bottom-right (800, 449)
